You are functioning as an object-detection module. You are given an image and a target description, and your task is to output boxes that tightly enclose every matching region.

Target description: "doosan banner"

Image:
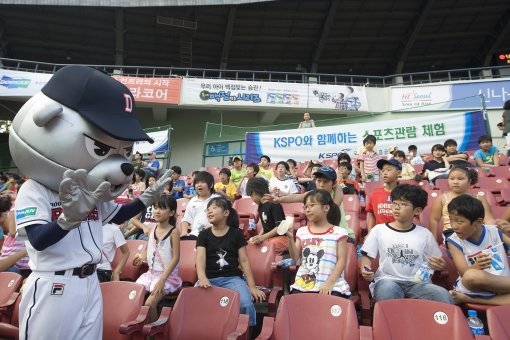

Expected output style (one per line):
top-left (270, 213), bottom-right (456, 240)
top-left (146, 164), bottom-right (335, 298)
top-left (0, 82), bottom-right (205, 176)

top-left (245, 111), bottom-right (486, 163)
top-left (180, 78), bottom-right (369, 111)
top-left (0, 69), bottom-right (52, 97)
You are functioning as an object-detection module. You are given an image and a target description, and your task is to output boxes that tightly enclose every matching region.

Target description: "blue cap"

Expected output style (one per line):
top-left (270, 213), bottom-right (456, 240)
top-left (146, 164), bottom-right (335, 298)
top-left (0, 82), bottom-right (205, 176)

top-left (313, 166), bottom-right (337, 182)
top-left (377, 158), bottom-right (402, 171)
top-left (467, 310), bottom-right (477, 317)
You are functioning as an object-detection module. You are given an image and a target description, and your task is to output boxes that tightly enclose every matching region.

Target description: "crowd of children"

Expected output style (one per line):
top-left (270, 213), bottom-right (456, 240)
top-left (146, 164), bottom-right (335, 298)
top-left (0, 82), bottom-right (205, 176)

top-left (3, 135), bottom-right (510, 335)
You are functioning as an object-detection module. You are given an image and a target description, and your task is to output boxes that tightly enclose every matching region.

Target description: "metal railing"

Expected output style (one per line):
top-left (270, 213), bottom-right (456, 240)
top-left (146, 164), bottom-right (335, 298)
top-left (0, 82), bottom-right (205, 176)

top-left (1, 57), bottom-right (508, 87)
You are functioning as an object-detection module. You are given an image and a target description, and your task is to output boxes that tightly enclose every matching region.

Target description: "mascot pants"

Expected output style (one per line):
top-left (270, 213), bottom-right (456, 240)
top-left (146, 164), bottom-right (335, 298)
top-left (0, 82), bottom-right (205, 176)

top-left (20, 270), bottom-right (102, 340)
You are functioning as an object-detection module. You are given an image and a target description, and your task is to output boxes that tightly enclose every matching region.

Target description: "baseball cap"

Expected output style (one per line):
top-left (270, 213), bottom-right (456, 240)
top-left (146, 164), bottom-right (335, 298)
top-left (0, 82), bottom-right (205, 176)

top-left (388, 146), bottom-right (397, 153)
top-left (233, 155), bottom-right (243, 161)
top-left (313, 166), bottom-right (337, 182)
top-left (377, 159), bottom-right (402, 171)
top-left (41, 65), bottom-right (153, 143)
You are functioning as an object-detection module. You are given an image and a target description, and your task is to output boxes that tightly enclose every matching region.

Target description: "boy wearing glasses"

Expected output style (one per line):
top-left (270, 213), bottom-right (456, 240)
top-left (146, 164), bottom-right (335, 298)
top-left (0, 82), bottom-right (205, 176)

top-left (360, 184), bottom-right (452, 303)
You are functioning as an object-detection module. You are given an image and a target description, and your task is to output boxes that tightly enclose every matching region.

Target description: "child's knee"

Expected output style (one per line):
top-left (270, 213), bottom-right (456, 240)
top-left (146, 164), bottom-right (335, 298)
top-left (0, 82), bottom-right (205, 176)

top-left (462, 269), bottom-right (484, 290)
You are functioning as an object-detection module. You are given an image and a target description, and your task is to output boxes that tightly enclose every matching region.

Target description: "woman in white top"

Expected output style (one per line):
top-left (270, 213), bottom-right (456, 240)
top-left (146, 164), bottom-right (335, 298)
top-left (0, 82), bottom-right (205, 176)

top-left (298, 112), bottom-right (316, 129)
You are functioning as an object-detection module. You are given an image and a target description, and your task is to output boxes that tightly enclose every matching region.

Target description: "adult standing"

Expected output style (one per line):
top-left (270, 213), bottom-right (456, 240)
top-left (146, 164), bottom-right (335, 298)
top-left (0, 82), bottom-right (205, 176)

top-left (298, 112), bottom-right (316, 129)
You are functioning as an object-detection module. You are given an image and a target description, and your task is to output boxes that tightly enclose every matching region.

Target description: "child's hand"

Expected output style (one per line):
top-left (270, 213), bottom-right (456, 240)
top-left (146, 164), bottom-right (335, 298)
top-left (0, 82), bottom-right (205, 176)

top-left (261, 194), bottom-right (277, 204)
top-left (198, 278), bottom-right (212, 288)
top-left (132, 253), bottom-right (143, 266)
top-left (427, 256), bottom-right (445, 271)
top-left (361, 265), bottom-right (374, 281)
top-left (111, 272), bottom-right (120, 281)
top-left (495, 219), bottom-right (510, 237)
top-left (474, 253), bottom-right (492, 270)
top-left (250, 287), bottom-right (266, 303)
top-left (318, 282), bottom-right (334, 295)
top-left (151, 280), bottom-right (165, 297)
top-left (249, 235), bottom-right (263, 244)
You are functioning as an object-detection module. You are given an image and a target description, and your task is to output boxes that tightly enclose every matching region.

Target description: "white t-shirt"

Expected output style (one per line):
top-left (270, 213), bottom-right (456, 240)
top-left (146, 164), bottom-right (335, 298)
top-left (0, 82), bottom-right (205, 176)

top-left (15, 179), bottom-right (120, 271)
top-left (448, 225), bottom-right (510, 296)
top-left (97, 223), bottom-right (126, 271)
top-left (361, 223), bottom-right (441, 293)
top-left (182, 194), bottom-right (219, 237)
top-left (268, 177), bottom-right (298, 196)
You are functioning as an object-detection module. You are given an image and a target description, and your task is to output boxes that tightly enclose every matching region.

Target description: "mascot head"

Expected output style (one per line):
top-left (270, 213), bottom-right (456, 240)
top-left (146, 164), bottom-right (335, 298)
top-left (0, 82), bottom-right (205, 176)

top-left (9, 65), bottom-right (153, 201)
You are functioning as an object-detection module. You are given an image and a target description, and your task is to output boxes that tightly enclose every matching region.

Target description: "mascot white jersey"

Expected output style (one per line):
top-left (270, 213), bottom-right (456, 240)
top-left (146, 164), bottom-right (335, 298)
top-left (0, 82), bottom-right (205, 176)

top-left (10, 66), bottom-right (171, 340)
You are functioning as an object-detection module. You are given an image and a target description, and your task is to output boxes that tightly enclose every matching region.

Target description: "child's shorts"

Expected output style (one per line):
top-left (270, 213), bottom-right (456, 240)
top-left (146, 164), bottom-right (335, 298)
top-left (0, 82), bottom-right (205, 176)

top-left (136, 270), bottom-right (182, 294)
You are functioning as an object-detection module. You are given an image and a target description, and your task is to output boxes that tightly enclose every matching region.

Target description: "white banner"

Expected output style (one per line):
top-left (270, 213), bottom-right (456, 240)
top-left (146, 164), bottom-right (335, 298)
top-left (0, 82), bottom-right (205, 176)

top-left (180, 78), bottom-right (369, 111)
top-left (133, 129), bottom-right (169, 154)
top-left (245, 111), bottom-right (486, 163)
top-left (0, 69), bottom-right (52, 97)
top-left (391, 85), bottom-right (452, 111)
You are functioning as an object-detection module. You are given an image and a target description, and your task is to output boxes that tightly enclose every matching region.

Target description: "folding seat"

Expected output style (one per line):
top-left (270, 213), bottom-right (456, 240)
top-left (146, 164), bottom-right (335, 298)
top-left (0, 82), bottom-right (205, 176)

top-left (369, 299), bottom-right (490, 340)
top-left (499, 153), bottom-right (509, 166)
top-left (491, 166), bottom-right (510, 180)
top-left (413, 163), bottom-right (424, 174)
top-left (102, 281), bottom-right (149, 340)
top-left (280, 202), bottom-right (307, 230)
top-left (176, 197), bottom-right (190, 215)
top-left (486, 304), bottom-right (510, 340)
top-left (466, 188), bottom-right (499, 207)
top-left (0, 272), bottom-right (23, 317)
top-left (142, 287), bottom-right (249, 340)
top-left (342, 194), bottom-right (360, 213)
top-left (234, 197), bottom-right (260, 239)
top-left (178, 240), bottom-right (198, 286)
top-left (246, 242), bottom-right (283, 317)
top-left (474, 177), bottom-right (509, 194)
top-left (344, 211), bottom-right (361, 243)
top-left (362, 181), bottom-right (384, 198)
top-left (491, 205), bottom-right (508, 219)
top-left (434, 178), bottom-right (449, 191)
top-left (256, 293), bottom-right (368, 340)
top-left (397, 179), bottom-right (433, 192)
top-left (111, 240), bottom-right (148, 281)
top-left (0, 292), bottom-right (20, 339)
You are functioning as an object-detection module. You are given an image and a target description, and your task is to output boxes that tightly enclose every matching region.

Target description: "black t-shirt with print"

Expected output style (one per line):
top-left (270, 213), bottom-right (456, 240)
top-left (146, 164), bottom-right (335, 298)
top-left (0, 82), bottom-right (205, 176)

top-left (197, 227), bottom-right (247, 279)
top-left (258, 202), bottom-right (286, 234)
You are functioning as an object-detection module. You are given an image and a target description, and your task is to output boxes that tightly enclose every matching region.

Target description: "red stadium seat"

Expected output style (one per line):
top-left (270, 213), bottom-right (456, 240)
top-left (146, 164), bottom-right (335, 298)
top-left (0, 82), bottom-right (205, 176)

top-left (142, 287), bottom-right (249, 340)
top-left (103, 281), bottom-right (149, 340)
top-left (486, 305), bottom-right (510, 340)
top-left (234, 197), bottom-right (260, 239)
top-left (342, 194), bottom-right (360, 212)
top-left (0, 292), bottom-right (20, 339)
top-left (178, 240), bottom-right (198, 286)
top-left (466, 188), bottom-right (499, 207)
top-left (369, 299), bottom-right (488, 340)
top-left (0, 272), bottom-right (23, 319)
top-left (246, 242), bottom-right (283, 317)
top-left (491, 166), bottom-right (510, 180)
top-left (111, 240), bottom-right (148, 281)
top-left (256, 294), bottom-right (367, 340)
top-left (280, 202), bottom-right (307, 230)
top-left (434, 178), bottom-right (449, 191)
top-left (344, 211), bottom-right (361, 243)
top-left (176, 198), bottom-right (190, 215)
top-left (362, 181), bottom-right (384, 198)
top-left (474, 177), bottom-right (509, 194)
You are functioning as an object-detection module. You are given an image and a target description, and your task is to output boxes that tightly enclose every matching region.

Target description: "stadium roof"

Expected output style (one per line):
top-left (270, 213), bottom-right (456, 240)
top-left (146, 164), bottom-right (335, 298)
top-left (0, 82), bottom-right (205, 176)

top-left (0, 0), bottom-right (509, 76)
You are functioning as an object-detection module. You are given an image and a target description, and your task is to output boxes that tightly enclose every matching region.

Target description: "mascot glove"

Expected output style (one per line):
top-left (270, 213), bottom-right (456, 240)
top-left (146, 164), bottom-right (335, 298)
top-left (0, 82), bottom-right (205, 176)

top-left (139, 169), bottom-right (173, 207)
top-left (57, 169), bottom-right (111, 230)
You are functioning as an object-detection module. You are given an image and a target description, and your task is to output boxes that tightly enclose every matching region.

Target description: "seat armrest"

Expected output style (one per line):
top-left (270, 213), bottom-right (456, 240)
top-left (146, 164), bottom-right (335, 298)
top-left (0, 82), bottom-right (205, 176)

top-left (267, 287), bottom-right (284, 317)
top-left (359, 325), bottom-right (373, 340)
top-left (255, 316), bottom-right (274, 340)
top-left (142, 306), bottom-right (172, 336)
top-left (119, 305), bottom-right (150, 335)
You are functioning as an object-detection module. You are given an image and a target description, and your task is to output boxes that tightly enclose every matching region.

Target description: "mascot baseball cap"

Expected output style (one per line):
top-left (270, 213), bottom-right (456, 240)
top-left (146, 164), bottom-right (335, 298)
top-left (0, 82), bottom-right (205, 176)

top-left (42, 65), bottom-right (153, 143)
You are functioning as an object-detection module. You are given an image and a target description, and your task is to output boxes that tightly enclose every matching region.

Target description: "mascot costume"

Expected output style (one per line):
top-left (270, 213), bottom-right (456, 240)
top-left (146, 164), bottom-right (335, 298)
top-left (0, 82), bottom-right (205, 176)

top-left (9, 65), bottom-right (171, 340)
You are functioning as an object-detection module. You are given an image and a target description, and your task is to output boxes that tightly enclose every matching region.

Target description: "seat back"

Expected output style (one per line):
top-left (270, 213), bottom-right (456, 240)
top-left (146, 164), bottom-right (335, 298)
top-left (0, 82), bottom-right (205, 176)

top-left (344, 243), bottom-right (358, 294)
top-left (112, 240), bottom-right (148, 281)
top-left (169, 287), bottom-right (242, 339)
top-left (467, 188), bottom-right (498, 207)
top-left (101, 281), bottom-right (146, 340)
top-left (343, 212), bottom-right (360, 244)
top-left (474, 177), bottom-right (509, 193)
top-left (0, 272), bottom-right (23, 305)
top-left (176, 198), bottom-right (190, 215)
top-left (273, 294), bottom-right (359, 340)
top-left (0, 292), bottom-right (20, 339)
top-left (342, 195), bottom-right (360, 213)
top-left (487, 305), bottom-right (510, 340)
top-left (491, 166), bottom-right (510, 180)
top-left (178, 240), bottom-right (197, 285)
top-left (363, 181), bottom-right (384, 198)
top-left (246, 242), bottom-right (276, 288)
top-left (233, 197), bottom-right (259, 221)
top-left (372, 299), bottom-right (474, 340)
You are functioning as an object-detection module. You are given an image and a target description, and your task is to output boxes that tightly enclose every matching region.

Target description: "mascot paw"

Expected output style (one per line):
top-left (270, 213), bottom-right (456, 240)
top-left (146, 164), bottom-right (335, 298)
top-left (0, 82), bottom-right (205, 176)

top-left (138, 169), bottom-right (173, 207)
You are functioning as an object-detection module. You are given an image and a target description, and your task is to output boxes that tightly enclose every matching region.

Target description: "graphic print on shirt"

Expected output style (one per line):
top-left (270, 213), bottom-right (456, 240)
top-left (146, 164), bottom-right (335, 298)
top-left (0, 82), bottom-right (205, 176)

top-left (386, 243), bottom-right (419, 266)
top-left (377, 194), bottom-right (392, 217)
top-left (467, 246), bottom-right (505, 272)
top-left (216, 248), bottom-right (229, 270)
top-left (295, 247), bottom-right (324, 290)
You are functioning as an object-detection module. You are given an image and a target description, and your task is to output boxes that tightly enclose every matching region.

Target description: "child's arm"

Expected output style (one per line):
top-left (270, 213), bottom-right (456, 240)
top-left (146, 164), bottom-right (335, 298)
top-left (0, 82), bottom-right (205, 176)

top-left (494, 152), bottom-right (501, 166)
top-left (366, 212), bottom-right (375, 232)
top-left (151, 229), bottom-right (181, 296)
top-left (112, 243), bottom-right (130, 281)
top-left (495, 218), bottom-right (510, 237)
top-left (0, 250), bottom-right (28, 272)
top-left (442, 155), bottom-right (450, 169)
top-left (332, 184), bottom-right (344, 206)
top-left (250, 227), bottom-right (278, 245)
top-left (318, 237), bottom-right (347, 295)
top-left (479, 196), bottom-right (495, 224)
top-left (359, 159), bottom-right (366, 182)
top-left (447, 242), bottom-right (491, 276)
top-left (238, 246), bottom-right (266, 302)
top-left (359, 255), bottom-right (374, 282)
top-left (180, 221), bottom-right (191, 237)
top-left (286, 229), bottom-right (301, 262)
top-left (263, 192), bottom-right (305, 204)
top-left (429, 195), bottom-right (443, 242)
top-left (196, 246), bottom-right (211, 288)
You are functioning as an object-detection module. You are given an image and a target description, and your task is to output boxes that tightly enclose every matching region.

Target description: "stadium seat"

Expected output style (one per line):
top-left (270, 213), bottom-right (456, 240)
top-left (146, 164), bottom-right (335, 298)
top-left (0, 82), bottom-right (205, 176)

top-left (491, 166), bottom-right (510, 180)
top-left (176, 197), bottom-right (190, 215)
top-left (0, 292), bottom-right (20, 339)
top-left (178, 240), bottom-right (198, 286)
top-left (111, 240), bottom-right (148, 281)
top-left (0, 272), bottom-right (23, 314)
top-left (280, 202), bottom-right (307, 230)
top-left (344, 211), bottom-right (361, 243)
top-left (474, 177), bottom-right (509, 194)
top-left (142, 287), bottom-right (249, 340)
top-left (103, 281), bottom-right (149, 340)
top-left (246, 242), bottom-right (283, 317)
top-left (397, 179), bottom-right (433, 192)
top-left (492, 205), bottom-right (508, 219)
top-left (234, 197), bottom-right (260, 239)
top-left (342, 194), bottom-right (360, 212)
top-left (466, 188), bottom-right (499, 207)
top-left (486, 304), bottom-right (510, 340)
top-left (434, 178), bottom-right (449, 191)
top-left (362, 181), bottom-right (384, 198)
top-left (369, 299), bottom-right (490, 340)
top-left (256, 293), bottom-right (368, 340)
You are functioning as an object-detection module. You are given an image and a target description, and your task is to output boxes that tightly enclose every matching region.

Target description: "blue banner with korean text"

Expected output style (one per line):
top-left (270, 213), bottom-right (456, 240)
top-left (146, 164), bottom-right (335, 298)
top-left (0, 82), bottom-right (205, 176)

top-left (245, 111), bottom-right (486, 163)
